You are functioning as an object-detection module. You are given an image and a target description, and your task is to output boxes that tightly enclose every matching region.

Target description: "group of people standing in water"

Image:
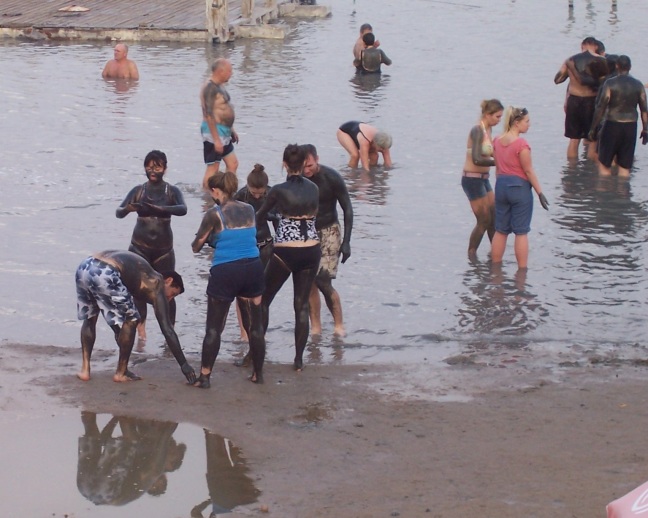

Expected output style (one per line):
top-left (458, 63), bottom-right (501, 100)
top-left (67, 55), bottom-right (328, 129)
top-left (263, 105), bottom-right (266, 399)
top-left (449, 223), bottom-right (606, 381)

top-left (76, 22), bottom-right (393, 385)
top-left (462, 35), bottom-right (648, 270)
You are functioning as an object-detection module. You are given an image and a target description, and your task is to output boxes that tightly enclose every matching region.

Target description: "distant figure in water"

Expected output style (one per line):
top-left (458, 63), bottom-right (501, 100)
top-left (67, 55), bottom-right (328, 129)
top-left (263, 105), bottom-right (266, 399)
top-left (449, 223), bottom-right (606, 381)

top-left (353, 23), bottom-right (380, 70)
top-left (74, 250), bottom-right (196, 383)
top-left (337, 121), bottom-right (392, 171)
top-left (102, 43), bottom-right (139, 80)
top-left (355, 32), bottom-right (391, 74)
top-left (116, 150), bottom-right (187, 343)
top-left (462, 99), bottom-right (504, 257)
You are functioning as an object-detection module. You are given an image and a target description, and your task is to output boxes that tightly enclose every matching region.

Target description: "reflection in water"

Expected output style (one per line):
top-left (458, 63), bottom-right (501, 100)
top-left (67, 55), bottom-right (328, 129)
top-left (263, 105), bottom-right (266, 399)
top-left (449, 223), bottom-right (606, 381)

top-left (349, 72), bottom-right (390, 112)
top-left (456, 261), bottom-right (547, 338)
top-left (77, 411), bottom-right (186, 506)
top-left (342, 167), bottom-right (390, 205)
top-left (556, 161), bottom-right (647, 273)
top-left (191, 429), bottom-right (259, 516)
top-left (551, 161), bottom-right (648, 339)
top-left (103, 78), bottom-right (139, 96)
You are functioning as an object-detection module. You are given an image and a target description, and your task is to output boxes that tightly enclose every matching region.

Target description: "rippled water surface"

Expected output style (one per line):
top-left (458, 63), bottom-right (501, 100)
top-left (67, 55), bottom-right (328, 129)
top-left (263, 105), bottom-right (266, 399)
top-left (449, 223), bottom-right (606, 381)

top-left (2, 0), bottom-right (648, 368)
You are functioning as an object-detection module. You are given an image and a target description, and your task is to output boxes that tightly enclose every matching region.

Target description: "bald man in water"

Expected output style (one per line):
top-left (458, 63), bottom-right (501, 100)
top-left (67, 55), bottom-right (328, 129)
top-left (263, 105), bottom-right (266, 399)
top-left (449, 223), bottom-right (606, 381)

top-left (102, 43), bottom-right (139, 80)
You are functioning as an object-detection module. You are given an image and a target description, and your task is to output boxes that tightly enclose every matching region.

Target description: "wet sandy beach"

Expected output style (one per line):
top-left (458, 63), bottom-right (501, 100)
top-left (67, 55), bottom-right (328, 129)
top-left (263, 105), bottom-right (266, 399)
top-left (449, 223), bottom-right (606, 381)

top-left (3, 342), bottom-right (648, 517)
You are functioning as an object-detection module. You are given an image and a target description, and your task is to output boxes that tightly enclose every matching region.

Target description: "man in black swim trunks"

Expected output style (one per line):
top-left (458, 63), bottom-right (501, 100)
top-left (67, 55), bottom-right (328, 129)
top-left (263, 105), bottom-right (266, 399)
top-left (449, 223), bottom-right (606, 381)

top-left (75, 250), bottom-right (196, 384)
top-left (588, 55), bottom-right (648, 177)
top-left (555, 37), bottom-right (609, 158)
top-left (301, 144), bottom-right (353, 337)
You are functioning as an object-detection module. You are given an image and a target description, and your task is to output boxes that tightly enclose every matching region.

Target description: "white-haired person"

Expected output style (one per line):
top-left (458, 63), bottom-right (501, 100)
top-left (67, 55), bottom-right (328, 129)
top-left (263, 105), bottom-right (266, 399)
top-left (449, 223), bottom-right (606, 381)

top-left (491, 106), bottom-right (549, 269)
top-left (337, 121), bottom-right (393, 171)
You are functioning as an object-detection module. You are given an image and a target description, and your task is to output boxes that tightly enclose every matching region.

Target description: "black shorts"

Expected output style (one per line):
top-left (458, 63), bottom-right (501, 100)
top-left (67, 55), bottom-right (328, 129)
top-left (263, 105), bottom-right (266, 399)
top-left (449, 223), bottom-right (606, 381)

top-left (273, 245), bottom-right (321, 273)
top-left (598, 120), bottom-right (637, 170)
top-left (203, 140), bottom-right (235, 165)
top-left (206, 258), bottom-right (265, 302)
top-left (565, 95), bottom-right (596, 139)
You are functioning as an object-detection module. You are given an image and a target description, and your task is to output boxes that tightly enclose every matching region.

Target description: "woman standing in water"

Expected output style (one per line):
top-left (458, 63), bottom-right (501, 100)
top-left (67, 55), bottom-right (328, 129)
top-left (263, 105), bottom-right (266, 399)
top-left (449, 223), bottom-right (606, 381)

top-left (492, 107), bottom-right (549, 269)
top-left (191, 171), bottom-right (266, 386)
top-left (116, 150), bottom-right (187, 342)
top-left (462, 99), bottom-right (504, 257)
top-left (256, 144), bottom-right (321, 371)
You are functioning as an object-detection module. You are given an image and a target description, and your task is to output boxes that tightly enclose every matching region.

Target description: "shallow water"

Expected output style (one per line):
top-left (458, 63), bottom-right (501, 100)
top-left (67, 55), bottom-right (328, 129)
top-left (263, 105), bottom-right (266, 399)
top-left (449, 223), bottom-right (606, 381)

top-left (2, 0), bottom-right (648, 371)
top-left (0, 412), bottom-right (258, 516)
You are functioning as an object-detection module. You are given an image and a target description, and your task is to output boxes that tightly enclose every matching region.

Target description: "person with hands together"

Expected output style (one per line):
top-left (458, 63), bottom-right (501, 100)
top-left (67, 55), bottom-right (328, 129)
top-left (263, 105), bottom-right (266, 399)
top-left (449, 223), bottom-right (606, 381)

top-left (491, 107), bottom-right (548, 270)
top-left (116, 150), bottom-right (187, 342)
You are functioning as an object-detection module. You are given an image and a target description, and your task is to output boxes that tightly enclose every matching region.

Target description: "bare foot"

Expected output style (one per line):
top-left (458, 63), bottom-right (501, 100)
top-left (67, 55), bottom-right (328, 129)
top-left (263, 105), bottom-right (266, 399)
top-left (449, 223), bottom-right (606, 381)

top-left (113, 370), bottom-right (142, 382)
top-left (77, 371), bottom-right (90, 381)
top-left (233, 352), bottom-right (251, 368)
top-left (310, 326), bottom-right (322, 336)
top-left (293, 359), bottom-right (303, 372)
top-left (249, 372), bottom-right (264, 384)
top-left (193, 373), bottom-right (211, 389)
top-left (333, 326), bottom-right (346, 338)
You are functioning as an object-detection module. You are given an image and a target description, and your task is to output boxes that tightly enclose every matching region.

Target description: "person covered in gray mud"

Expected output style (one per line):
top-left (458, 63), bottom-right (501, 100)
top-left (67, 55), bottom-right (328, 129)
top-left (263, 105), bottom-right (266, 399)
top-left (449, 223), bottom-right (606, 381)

top-left (355, 32), bottom-right (391, 74)
top-left (353, 23), bottom-right (380, 70)
top-left (116, 150), bottom-right (187, 343)
top-left (301, 144), bottom-right (353, 338)
top-left (75, 250), bottom-right (196, 383)
top-left (232, 163), bottom-right (278, 347)
top-left (554, 36), bottom-right (609, 158)
top-left (256, 144), bottom-right (321, 372)
top-left (192, 171), bottom-right (266, 386)
top-left (462, 99), bottom-right (504, 257)
top-left (588, 55), bottom-right (648, 177)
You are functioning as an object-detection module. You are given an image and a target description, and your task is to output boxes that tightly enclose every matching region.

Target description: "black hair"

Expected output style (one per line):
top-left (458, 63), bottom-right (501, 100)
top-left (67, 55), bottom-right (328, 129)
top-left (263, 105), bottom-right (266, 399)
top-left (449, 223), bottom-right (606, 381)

top-left (247, 164), bottom-right (269, 189)
top-left (362, 32), bottom-right (376, 46)
top-left (161, 271), bottom-right (184, 294)
top-left (299, 143), bottom-right (318, 159)
top-left (144, 150), bottom-right (167, 169)
top-left (283, 143), bottom-right (306, 173)
top-left (616, 55), bottom-right (631, 72)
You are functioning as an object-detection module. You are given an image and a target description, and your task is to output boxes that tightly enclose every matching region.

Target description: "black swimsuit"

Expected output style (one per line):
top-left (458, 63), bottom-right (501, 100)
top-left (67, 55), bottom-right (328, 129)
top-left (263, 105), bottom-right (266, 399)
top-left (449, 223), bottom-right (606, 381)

top-left (339, 121), bottom-right (368, 149)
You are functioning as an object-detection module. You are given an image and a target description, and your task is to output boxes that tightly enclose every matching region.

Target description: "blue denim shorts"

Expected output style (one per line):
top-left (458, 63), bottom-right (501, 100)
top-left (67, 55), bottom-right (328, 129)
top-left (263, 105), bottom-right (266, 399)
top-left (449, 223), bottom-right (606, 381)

top-left (495, 175), bottom-right (533, 235)
top-left (461, 176), bottom-right (492, 201)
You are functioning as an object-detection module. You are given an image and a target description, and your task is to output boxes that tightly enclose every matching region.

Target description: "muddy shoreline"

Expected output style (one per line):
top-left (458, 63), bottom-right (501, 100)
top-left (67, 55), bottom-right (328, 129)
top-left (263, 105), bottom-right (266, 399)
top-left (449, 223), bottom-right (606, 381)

top-left (2, 342), bottom-right (648, 517)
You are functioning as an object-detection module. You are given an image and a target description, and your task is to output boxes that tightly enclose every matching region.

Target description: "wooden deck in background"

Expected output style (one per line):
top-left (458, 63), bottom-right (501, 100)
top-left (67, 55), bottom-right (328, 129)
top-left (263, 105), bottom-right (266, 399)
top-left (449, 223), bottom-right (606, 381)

top-left (0, 0), bottom-right (319, 42)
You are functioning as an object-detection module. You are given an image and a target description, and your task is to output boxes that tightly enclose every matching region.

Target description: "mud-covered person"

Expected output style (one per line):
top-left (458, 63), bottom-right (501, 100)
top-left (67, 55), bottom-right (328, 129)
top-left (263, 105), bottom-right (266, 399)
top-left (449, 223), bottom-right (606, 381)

top-left (554, 36), bottom-right (609, 158)
top-left (588, 55), bottom-right (648, 177)
top-left (200, 58), bottom-right (239, 189)
top-left (256, 144), bottom-right (321, 371)
top-left (301, 144), bottom-right (353, 338)
top-left (192, 172), bottom-right (266, 386)
top-left (356, 32), bottom-right (392, 74)
top-left (116, 150), bottom-right (187, 342)
top-left (353, 23), bottom-right (380, 70)
top-left (75, 250), bottom-right (196, 383)
top-left (231, 163), bottom-right (278, 347)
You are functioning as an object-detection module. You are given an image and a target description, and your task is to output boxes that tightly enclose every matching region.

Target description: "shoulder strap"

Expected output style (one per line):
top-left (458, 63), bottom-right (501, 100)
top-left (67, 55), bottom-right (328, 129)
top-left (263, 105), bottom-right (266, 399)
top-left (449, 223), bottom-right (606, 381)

top-left (215, 205), bottom-right (228, 229)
